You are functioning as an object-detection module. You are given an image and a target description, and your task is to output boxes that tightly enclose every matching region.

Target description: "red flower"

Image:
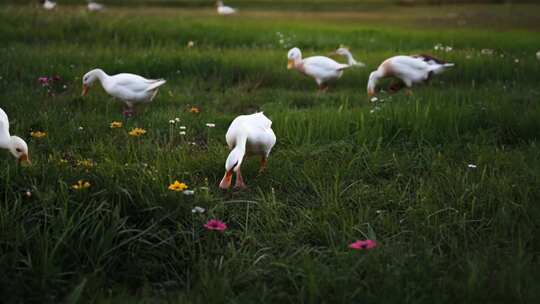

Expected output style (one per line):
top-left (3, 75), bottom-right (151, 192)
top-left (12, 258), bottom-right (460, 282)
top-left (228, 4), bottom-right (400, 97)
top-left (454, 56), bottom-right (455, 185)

top-left (349, 239), bottom-right (377, 250)
top-left (204, 219), bottom-right (227, 232)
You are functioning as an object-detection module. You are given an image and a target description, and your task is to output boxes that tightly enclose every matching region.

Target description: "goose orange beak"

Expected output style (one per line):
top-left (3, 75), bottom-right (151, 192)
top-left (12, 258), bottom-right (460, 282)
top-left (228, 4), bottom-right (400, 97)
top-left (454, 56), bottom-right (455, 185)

top-left (219, 170), bottom-right (233, 189)
top-left (18, 154), bottom-right (31, 165)
top-left (81, 84), bottom-right (89, 96)
top-left (287, 59), bottom-right (294, 70)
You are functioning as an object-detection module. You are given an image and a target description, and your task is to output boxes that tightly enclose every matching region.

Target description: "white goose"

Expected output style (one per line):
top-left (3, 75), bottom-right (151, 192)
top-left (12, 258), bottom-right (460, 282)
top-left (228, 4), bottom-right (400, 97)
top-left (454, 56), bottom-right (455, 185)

top-left (0, 108), bottom-right (30, 164)
top-left (87, 1), bottom-right (105, 12)
top-left (330, 46), bottom-right (366, 68)
top-left (287, 47), bottom-right (351, 91)
top-left (367, 54), bottom-right (454, 97)
top-left (41, 0), bottom-right (57, 10)
top-left (81, 69), bottom-right (166, 116)
top-left (217, 1), bottom-right (236, 15)
top-left (219, 112), bottom-right (276, 190)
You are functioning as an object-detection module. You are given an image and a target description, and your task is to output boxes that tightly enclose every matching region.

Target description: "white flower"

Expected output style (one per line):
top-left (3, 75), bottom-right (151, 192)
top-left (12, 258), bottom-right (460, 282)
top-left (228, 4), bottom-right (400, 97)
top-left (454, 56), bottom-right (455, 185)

top-left (514, 59), bottom-right (519, 63)
top-left (187, 41), bottom-right (195, 48)
top-left (468, 164), bottom-right (477, 169)
top-left (536, 51), bottom-right (540, 60)
top-left (175, 117), bottom-right (180, 122)
top-left (179, 131), bottom-right (186, 135)
top-left (370, 97), bottom-right (378, 103)
top-left (191, 206), bottom-right (205, 213)
top-left (179, 126), bottom-right (186, 130)
top-left (63, 85), bottom-right (68, 89)
top-left (433, 43), bottom-right (443, 51)
top-left (169, 119), bottom-right (176, 124)
top-left (481, 49), bottom-right (494, 55)
top-left (205, 123), bottom-right (216, 128)
top-left (78, 126), bottom-right (84, 131)
top-left (444, 46), bottom-right (453, 52)
top-left (183, 190), bottom-right (195, 196)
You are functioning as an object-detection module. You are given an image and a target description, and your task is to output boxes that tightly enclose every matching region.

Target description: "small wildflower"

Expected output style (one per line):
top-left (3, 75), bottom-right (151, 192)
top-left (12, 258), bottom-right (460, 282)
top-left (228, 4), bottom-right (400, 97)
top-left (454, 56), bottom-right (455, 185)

top-left (349, 239), bottom-right (377, 250)
top-left (468, 164), bottom-right (477, 169)
top-left (169, 119), bottom-right (176, 124)
top-left (128, 128), bottom-right (146, 137)
top-left (175, 117), bottom-right (180, 122)
top-left (514, 59), bottom-right (520, 63)
top-left (444, 46), bottom-right (453, 52)
top-left (370, 97), bottom-right (378, 102)
top-left (38, 77), bottom-right (49, 86)
top-left (187, 40), bottom-right (195, 48)
top-left (168, 180), bottom-right (188, 192)
top-left (204, 219), bottom-right (227, 232)
top-left (72, 180), bottom-right (91, 190)
top-left (179, 131), bottom-right (186, 135)
top-left (536, 51), bottom-right (540, 60)
top-left (77, 159), bottom-right (95, 168)
top-left (205, 123), bottom-right (216, 128)
top-left (24, 190), bottom-right (32, 198)
top-left (110, 121), bottom-right (123, 129)
top-left (179, 126), bottom-right (187, 130)
top-left (30, 131), bottom-right (47, 138)
top-left (191, 206), bottom-right (205, 214)
top-left (78, 126), bottom-right (84, 131)
top-left (189, 107), bottom-right (200, 113)
top-left (481, 48), bottom-right (494, 56)
top-left (183, 190), bottom-right (195, 195)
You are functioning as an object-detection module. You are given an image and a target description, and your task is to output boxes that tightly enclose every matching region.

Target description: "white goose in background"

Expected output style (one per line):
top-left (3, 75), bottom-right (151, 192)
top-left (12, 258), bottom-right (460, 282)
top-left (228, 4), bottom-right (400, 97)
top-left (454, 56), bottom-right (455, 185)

top-left (367, 54), bottom-right (454, 97)
top-left (87, 1), bottom-right (105, 12)
top-left (0, 108), bottom-right (30, 164)
top-left (81, 68), bottom-right (166, 117)
top-left (216, 1), bottom-right (237, 15)
top-left (330, 46), bottom-right (366, 68)
top-left (219, 112), bottom-right (276, 190)
top-left (287, 47), bottom-right (351, 92)
top-left (41, 0), bottom-right (57, 10)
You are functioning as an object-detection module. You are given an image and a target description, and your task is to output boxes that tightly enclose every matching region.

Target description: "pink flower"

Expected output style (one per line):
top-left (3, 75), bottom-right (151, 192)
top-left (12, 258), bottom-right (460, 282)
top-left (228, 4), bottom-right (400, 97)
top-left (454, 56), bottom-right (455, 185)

top-left (349, 239), bottom-right (377, 250)
top-left (204, 219), bottom-right (227, 232)
top-left (38, 77), bottom-right (49, 86)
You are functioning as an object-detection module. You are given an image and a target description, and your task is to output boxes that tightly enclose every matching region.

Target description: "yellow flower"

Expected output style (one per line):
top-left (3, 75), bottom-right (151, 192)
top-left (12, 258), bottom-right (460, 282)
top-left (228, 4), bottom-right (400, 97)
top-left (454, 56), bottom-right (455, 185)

top-left (168, 180), bottom-right (188, 192)
top-left (77, 159), bottom-right (95, 168)
top-left (72, 180), bottom-right (91, 190)
top-left (30, 131), bottom-right (47, 138)
top-left (110, 121), bottom-right (123, 129)
top-left (128, 128), bottom-right (147, 137)
top-left (189, 107), bottom-right (200, 114)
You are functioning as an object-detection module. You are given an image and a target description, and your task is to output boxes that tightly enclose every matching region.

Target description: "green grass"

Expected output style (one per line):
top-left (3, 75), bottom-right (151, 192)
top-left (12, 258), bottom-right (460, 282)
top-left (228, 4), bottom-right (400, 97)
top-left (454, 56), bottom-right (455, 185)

top-left (1, 3), bottom-right (540, 303)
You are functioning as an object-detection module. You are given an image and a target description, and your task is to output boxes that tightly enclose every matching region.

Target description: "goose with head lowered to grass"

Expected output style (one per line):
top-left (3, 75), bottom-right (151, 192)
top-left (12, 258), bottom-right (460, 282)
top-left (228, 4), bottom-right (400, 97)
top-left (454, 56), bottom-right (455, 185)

top-left (367, 54), bottom-right (454, 97)
top-left (219, 112), bottom-right (276, 190)
top-left (81, 69), bottom-right (166, 117)
top-left (287, 47), bottom-right (351, 92)
top-left (40, 0), bottom-right (57, 10)
top-left (0, 108), bottom-right (30, 164)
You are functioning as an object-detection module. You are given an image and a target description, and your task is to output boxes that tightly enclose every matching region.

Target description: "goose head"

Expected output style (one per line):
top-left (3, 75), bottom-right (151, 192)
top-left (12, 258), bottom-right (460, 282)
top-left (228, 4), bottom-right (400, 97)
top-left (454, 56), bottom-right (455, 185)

top-left (219, 147), bottom-right (245, 189)
top-left (81, 68), bottom-right (103, 96)
top-left (9, 136), bottom-right (30, 164)
top-left (287, 47), bottom-right (302, 70)
top-left (367, 71), bottom-right (381, 97)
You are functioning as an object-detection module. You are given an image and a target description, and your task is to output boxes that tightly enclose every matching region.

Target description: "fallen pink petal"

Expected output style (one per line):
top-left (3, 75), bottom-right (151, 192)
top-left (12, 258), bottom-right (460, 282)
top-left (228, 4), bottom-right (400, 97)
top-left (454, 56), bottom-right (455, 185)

top-left (204, 219), bottom-right (227, 232)
top-left (349, 239), bottom-right (377, 250)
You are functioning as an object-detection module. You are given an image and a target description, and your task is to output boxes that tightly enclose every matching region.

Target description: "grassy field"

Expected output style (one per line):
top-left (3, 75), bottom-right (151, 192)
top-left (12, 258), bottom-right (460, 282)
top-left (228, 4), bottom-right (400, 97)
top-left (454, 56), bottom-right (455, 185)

top-left (1, 2), bottom-right (540, 303)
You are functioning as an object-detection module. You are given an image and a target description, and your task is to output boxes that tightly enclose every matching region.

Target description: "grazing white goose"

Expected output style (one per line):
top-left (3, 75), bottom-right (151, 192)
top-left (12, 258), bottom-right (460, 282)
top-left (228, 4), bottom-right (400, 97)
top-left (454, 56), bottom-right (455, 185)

top-left (41, 0), bottom-right (57, 10)
top-left (81, 69), bottom-right (166, 116)
top-left (287, 47), bottom-right (351, 91)
top-left (217, 1), bottom-right (236, 15)
top-left (0, 108), bottom-right (30, 164)
top-left (367, 54), bottom-right (454, 97)
top-left (87, 1), bottom-right (105, 12)
top-left (330, 47), bottom-right (366, 68)
top-left (219, 112), bottom-right (276, 190)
